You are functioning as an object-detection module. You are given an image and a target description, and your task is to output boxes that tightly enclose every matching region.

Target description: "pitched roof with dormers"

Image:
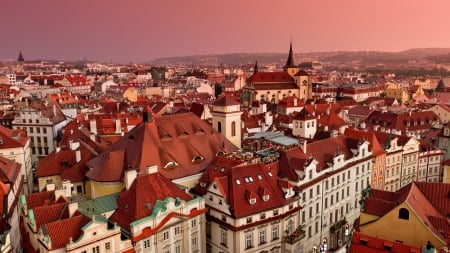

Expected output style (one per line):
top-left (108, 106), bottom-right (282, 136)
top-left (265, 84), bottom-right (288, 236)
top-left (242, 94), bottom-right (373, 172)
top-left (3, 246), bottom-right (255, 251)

top-left (344, 128), bottom-right (386, 156)
top-left (365, 111), bottom-right (440, 133)
top-left (42, 214), bottom-right (91, 250)
top-left (110, 172), bottom-right (193, 231)
top-left (203, 161), bottom-right (295, 218)
top-left (192, 156), bottom-right (246, 196)
top-left (86, 112), bottom-right (238, 182)
top-left (278, 148), bottom-right (311, 181)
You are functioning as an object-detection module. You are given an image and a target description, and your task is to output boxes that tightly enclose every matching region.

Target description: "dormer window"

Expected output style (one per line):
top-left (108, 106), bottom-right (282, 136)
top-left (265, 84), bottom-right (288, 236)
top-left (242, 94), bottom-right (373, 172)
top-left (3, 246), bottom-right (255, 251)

top-left (249, 198), bottom-right (256, 205)
top-left (262, 195), bottom-right (270, 201)
top-left (200, 182), bottom-right (207, 188)
top-left (191, 155), bottom-right (205, 163)
top-left (164, 161), bottom-right (179, 169)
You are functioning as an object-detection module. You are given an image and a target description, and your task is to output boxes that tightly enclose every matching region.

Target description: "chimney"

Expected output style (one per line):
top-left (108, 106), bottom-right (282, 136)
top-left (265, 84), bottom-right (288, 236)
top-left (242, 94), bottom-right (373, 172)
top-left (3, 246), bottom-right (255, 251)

top-left (89, 119), bottom-right (98, 134)
top-left (75, 149), bottom-right (81, 162)
top-left (299, 139), bottom-right (307, 153)
top-left (56, 146), bottom-right (61, 153)
top-left (146, 165), bottom-right (158, 174)
top-left (62, 180), bottom-right (72, 197)
top-left (53, 104), bottom-right (57, 116)
top-left (90, 133), bottom-right (96, 142)
top-left (115, 118), bottom-right (121, 133)
top-left (294, 98), bottom-right (297, 107)
top-left (143, 104), bottom-right (153, 123)
top-left (68, 202), bottom-right (79, 217)
top-left (69, 140), bottom-right (80, 150)
top-left (124, 169), bottom-right (137, 190)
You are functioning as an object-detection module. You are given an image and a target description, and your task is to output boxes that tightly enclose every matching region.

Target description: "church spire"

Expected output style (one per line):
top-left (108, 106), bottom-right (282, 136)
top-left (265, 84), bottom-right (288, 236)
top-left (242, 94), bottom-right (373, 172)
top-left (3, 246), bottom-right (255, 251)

top-left (253, 61), bottom-right (258, 74)
top-left (284, 40), bottom-right (295, 68)
top-left (18, 51), bottom-right (24, 62)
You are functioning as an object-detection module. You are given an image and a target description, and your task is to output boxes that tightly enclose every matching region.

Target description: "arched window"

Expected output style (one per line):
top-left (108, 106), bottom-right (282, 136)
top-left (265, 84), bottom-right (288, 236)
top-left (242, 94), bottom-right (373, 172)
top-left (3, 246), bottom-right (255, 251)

top-left (231, 121), bottom-right (236, 137)
top-left (218, 122), bottom-right (222, 133)
top-left (398, 208), bottom-right (409, 220)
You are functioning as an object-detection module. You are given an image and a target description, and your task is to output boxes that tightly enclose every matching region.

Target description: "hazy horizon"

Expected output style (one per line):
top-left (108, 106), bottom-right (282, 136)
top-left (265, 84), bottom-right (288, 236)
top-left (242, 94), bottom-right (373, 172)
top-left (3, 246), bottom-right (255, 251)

top-left (2, 0), bottom-right (450, 63)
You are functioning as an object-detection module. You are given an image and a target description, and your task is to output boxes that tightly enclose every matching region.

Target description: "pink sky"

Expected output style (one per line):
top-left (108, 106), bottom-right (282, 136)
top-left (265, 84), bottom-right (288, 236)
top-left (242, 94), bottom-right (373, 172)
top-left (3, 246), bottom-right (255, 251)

top-left (1, 0), bottom-right (450, 63)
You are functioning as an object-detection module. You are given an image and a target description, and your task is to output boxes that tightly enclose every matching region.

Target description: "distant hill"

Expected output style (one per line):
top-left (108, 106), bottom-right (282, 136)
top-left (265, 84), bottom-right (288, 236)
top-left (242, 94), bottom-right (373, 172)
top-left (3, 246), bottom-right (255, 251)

top-left (148, 48), bottom-right (450, 67)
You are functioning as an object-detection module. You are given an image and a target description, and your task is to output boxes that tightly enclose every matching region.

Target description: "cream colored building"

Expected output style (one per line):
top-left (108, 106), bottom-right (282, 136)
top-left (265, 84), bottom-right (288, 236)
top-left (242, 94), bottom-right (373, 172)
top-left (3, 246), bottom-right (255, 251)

top-left (426, 104), bottom-right (450, 124)
top-left (385, 82), bottom-right (409, 104)
top-left (400, 137), bottom-right (420, 187)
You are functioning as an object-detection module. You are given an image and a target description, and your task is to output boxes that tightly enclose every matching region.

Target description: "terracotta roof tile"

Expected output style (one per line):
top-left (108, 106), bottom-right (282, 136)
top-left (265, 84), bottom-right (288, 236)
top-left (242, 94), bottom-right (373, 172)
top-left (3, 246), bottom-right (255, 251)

top-left (43, 214), bottom-right (91, 250)
top-left (110, 172), bottom-right (193, 231)
top-left (86, 112), bottom-right (238, 182)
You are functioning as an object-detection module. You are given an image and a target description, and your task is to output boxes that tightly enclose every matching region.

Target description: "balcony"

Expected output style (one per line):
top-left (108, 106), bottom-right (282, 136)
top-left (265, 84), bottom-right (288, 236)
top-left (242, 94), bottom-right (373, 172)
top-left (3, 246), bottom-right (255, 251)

top-left (284, 226), bottom-right (306, 244)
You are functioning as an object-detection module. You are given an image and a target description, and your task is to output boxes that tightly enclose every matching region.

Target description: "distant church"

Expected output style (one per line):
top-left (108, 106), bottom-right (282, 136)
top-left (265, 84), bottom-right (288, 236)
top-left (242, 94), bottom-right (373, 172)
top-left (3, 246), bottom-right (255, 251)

top-left (242, 41), bottom-right (312, 106)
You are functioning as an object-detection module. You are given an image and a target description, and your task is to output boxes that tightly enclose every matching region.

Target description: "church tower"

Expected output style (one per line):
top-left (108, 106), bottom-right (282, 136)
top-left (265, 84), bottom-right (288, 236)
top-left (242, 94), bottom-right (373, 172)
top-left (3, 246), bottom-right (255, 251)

top-left (211, 96), bottom-right (243, 148)
top-left (283, 41), bottom-right (299, 77)
top-left (17, 50), bottom-right (24, 72)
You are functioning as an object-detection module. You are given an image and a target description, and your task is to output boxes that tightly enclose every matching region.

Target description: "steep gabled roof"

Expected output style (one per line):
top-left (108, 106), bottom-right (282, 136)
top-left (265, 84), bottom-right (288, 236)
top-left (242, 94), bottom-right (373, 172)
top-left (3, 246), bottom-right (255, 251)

top-left (109, 172), bottom-right (193, 231)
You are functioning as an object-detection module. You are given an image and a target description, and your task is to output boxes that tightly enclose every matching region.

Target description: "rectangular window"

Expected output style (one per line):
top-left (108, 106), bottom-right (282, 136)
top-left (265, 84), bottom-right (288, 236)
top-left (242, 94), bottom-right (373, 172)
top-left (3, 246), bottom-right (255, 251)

top-left (174, 226), bottom-right (181, 235)
top-left (309, 206), bottom-right (313, 218)
top-left (92, 246), bottom-right (100, 253)
top-left (191, 219), bottom-right (197, 227)
top-left (143, 239), bottom-right (150, 249)
top-left (191, 236), bottom-right (198, 246)
top-left (105, 242), bottom-right (111, 251)
top-left (163, 231), bottom-right (169, 240)
top-left (221, 229), bottom-right (227, 246)
top-left (272, 225), bottom-right (279, 240)
top-left (259, 229), bottom-right (266, 244)
top-left (245, 233), bottom-right (253, 249)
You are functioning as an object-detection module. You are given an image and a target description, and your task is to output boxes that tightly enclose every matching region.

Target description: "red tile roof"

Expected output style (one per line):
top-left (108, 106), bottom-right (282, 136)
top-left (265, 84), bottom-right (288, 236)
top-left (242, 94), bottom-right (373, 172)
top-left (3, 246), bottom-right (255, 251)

top-left (86, 112), bottom-right (238, 181)
top-left (195, 158), bottom-right (296, 218)
top-left (33, 202), bottom-right (70, 230)
top-left (110, 172), bottom-right (193, 231)
top-left (344, 128), bottom-right (386, 156)
top-left (247, 72), bottom-right (295, 84)
top-left (43, 214), bottom-right (91, 250)
top-left (0, 125), bottom-right (29, 149)
top-left (364, 182), bottom-right (450, 245)
top-left (350, 231), bottom-right (421, 253)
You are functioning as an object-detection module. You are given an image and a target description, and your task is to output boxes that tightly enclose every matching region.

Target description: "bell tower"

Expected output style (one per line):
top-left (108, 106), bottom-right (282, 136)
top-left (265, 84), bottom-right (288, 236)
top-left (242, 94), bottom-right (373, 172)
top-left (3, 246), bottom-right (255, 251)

top-left (211, 96), bottom-right (243, 148)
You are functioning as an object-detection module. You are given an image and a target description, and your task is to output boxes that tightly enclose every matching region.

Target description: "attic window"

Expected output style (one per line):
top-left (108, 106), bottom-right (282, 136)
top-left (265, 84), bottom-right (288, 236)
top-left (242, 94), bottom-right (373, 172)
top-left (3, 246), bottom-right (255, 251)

top-left (249, 198), bottom-right (256, 205)
top-left (0, 138), bottom-right (3, 145)
top-left (268, 172), bottom-right (273, 177)
top-left (257, 175), bottom-right (263, 180)
top-left (236, 179), bottom-right (241, 185)
top-left (200, 182), bottom-right (207, 188)
top-left (216, 151), bottom-right (225, 156)
top-left (164, 161), bottom-right (179, 169)
top-left (262, 195), bottom-right (270, 201)
top-left (191, 155), bottom-right (205, 163)
top-left (144, 203), bottom-right (151, 210)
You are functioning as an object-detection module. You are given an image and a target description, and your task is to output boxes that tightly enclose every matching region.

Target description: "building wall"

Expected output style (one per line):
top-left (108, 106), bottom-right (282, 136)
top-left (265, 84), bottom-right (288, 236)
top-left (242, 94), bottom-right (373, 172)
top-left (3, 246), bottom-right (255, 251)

top-left (359, 203), bottom-right (445, 249)
top-left (85, 180), bottom-right (124, 200)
